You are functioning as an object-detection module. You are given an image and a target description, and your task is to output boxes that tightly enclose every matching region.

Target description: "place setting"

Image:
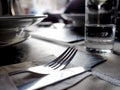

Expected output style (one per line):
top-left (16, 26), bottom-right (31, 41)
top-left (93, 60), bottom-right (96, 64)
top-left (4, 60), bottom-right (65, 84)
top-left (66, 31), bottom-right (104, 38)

top-left (0, 0), bottom-right (120, 90)
top-left (1, 46), bottom-right (106, 90)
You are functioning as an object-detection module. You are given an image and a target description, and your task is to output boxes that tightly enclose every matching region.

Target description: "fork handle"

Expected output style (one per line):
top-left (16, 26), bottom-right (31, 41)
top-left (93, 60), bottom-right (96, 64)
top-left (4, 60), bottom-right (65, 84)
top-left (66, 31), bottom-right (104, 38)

top-left (8, 69), bottom-right (30, 76)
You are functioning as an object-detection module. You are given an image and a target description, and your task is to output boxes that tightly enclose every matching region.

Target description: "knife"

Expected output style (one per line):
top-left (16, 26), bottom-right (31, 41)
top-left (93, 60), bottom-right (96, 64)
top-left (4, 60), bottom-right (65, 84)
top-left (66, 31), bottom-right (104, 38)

top-left (18, 58), bottom-right (106, 90)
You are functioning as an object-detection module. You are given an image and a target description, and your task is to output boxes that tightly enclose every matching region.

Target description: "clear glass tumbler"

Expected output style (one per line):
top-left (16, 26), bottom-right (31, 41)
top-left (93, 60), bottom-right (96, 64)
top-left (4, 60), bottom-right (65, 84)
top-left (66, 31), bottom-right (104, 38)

top-left (85, 0), bottom-right (119, 53)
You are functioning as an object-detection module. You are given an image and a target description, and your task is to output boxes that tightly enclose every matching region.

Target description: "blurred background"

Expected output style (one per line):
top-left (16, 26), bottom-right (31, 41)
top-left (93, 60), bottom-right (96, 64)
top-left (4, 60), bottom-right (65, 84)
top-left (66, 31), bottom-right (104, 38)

top-left (16, 0), bottom-right (69, 15)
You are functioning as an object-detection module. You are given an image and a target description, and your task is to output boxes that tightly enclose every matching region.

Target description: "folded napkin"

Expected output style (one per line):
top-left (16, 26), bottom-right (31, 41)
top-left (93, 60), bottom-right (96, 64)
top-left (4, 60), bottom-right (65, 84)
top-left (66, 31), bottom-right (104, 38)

top-left (31, 26), bottom-right (84, 43)
top-left (68, 74), bottom-right (120, 90)
top-left (93, 71), bottom-right (120, 87)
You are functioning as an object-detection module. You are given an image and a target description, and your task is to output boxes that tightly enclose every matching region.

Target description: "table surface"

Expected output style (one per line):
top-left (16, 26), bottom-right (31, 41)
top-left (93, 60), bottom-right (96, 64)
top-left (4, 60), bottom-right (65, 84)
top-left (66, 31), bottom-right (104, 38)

top-left (0, 25), bottom-right (120, 90)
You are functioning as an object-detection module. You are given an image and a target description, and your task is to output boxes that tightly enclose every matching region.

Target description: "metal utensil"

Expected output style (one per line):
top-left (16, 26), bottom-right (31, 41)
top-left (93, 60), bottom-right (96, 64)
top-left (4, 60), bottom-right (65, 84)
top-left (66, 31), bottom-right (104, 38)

top-left (18, 57), bottom-right (106, 90)
top-left (8, 47), bottom-right (77, 76)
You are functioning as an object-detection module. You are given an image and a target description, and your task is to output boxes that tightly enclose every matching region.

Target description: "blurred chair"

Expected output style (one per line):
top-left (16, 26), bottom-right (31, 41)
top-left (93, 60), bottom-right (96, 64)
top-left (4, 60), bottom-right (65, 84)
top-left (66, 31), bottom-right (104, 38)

top-left (64, 0), bottom-right (85, 14)
top-left (42, 12), bottom-right (59, 23)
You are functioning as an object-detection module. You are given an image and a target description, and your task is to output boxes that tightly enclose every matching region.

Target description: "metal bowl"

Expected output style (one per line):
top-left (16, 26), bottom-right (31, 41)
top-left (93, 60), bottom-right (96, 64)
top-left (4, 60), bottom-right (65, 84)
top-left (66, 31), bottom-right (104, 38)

top-left (0, 29), bottom-right (30, 47)
top-left (0, 15), bottom-right (47, 47)
top-left (0, 15), bottom-right (47, 28)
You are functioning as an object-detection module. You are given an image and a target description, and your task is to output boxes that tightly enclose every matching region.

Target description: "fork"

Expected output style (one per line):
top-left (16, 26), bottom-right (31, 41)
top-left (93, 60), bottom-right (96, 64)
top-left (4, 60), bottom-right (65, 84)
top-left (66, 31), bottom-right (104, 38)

top-left (8, 47), bottom-right (78, 76)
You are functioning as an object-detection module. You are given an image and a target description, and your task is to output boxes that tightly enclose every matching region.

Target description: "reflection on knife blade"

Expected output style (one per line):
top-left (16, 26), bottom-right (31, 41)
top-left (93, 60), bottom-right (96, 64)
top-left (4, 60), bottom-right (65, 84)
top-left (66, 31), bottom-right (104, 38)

top-left (18, 67), bottom-right (87, 90)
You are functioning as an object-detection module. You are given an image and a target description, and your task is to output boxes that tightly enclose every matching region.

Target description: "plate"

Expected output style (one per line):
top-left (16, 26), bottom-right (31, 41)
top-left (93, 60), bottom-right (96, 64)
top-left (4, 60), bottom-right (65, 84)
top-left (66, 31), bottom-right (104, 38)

top-left (0, 15), bottom-right (47, 28)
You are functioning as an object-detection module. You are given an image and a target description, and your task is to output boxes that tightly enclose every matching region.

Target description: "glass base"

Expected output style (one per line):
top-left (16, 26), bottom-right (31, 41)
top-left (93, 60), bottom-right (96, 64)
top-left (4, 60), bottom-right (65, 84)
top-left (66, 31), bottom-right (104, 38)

top-left (86, 47), bottom-right (112, 53)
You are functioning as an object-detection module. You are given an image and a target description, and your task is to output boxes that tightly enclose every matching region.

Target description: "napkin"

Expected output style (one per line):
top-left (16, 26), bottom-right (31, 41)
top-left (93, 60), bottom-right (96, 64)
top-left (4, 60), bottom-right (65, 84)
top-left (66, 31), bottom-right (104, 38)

top-left (0, 72), bottom-right (17, 90)
top-left (91, 52), bottom-right (120, 84)
top-left (93, 71), bottom-right (120, 86)
top-left (68, 74), bottom-right (120, 90)
top-left (31, 26), bottom-right (84, 43)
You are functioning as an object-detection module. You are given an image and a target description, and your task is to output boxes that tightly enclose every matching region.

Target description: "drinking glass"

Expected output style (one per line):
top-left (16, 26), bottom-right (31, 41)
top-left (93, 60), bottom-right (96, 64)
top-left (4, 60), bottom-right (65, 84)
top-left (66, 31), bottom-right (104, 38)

top-left (115, 2), bottom-right (120, 41)
top-left (85, 0), bottom-right (119, 53)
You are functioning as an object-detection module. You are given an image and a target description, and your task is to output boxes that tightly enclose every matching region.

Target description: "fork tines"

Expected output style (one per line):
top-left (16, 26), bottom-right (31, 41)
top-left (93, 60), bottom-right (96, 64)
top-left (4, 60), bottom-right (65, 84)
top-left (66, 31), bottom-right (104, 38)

top-left (45, 47), bottom-right (78, 70)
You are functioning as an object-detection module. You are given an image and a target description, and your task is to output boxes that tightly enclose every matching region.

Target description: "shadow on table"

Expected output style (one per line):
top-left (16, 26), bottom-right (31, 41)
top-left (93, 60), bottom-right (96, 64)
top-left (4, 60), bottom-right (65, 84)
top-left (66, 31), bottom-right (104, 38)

top-left (0, 44), bottom-right (29, 66)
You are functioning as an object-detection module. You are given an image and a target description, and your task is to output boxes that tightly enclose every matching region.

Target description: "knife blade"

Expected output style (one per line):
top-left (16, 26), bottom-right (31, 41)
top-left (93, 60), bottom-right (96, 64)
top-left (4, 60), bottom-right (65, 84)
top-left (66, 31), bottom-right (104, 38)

top-left (18, 59), bottom-right (106, 90)
top-left (19, 67), bottom-right (88, 90)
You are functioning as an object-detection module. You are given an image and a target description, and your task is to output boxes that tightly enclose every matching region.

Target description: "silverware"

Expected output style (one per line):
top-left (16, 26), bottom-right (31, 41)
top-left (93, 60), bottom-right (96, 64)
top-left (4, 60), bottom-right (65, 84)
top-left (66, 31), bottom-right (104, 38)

top-left (8, 47), bottom-right (78, 76)
top-left (18, 59), bottom-right (106, 90)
